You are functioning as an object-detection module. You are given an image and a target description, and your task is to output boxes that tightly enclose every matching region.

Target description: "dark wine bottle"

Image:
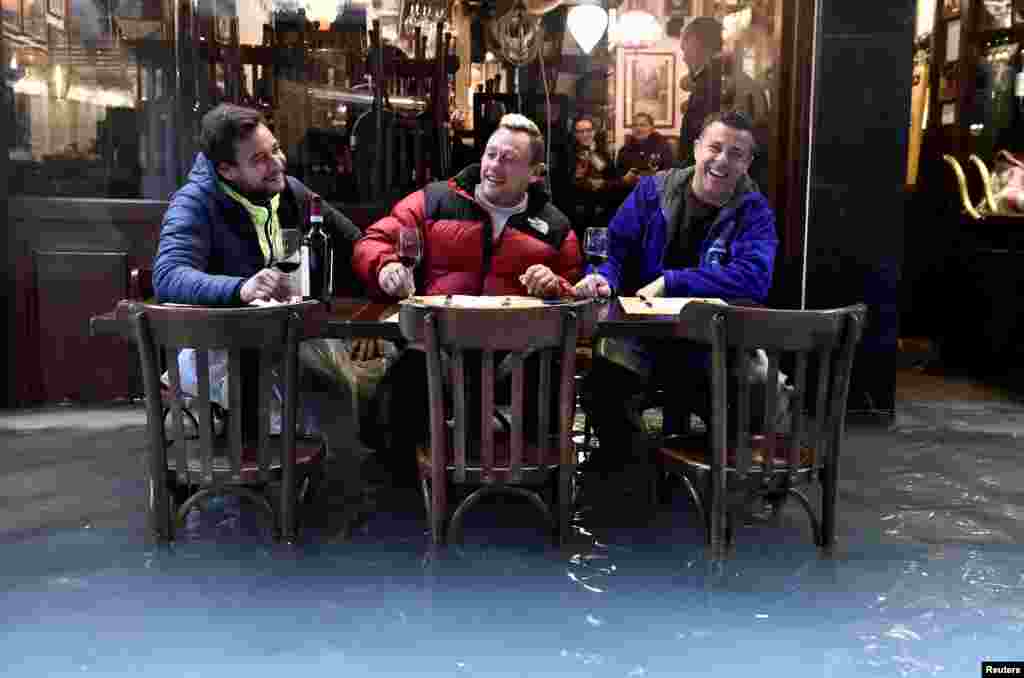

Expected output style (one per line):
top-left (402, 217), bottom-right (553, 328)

top-left (299, 194), bottom-right (333, 300)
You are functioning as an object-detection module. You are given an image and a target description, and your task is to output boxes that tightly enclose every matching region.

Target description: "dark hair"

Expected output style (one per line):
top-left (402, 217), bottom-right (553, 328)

top-left (682, 16), bottom-right (723, 54)
top-left (699, 109), bottom-right (759, 156)
top-left (632, 112), bottom-right (654, 127)
top-left (573, 114), bottom-right (596, 131)
top-left (199, 104), bottom-right (266, 166)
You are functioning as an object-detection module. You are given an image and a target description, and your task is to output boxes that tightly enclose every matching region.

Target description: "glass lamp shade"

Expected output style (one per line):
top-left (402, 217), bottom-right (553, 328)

top-left (567, 4), bottom-right (608, 55)
top-left (609, 9), bottom-right (663, 49)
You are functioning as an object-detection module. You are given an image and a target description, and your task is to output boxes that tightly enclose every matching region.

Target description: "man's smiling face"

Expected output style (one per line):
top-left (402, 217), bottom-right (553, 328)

top-left (692, 121), bottom-right (754, 206)
top-left (217, 123), bottom-right (287, 200)
top-left (479, 127), bottom-right (534, 207)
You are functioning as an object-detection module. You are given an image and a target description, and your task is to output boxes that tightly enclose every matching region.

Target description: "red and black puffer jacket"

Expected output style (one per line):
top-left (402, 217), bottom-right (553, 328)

top-left (353, 164), bottom-right (582, 298)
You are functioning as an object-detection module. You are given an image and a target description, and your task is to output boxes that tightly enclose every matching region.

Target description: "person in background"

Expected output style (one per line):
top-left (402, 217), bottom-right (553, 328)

top-left (353, 113), bottom-right (582, 482)
top-left (616, 112), bottom-right (675, 190)
top-left (574, 110), bottom-right (778, 472)
top-left (153, 103), bottom-right (377, 510)
top-left (559, 114), bottom-right (618, 243)
top-left (678, 17), bottom-right (726, 167)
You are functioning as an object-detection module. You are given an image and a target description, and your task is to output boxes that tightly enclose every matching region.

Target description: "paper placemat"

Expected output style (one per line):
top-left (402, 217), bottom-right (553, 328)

top-left (618, 296), bottom-right (726, 316)
top-left (401, 295), bottom-right (549, 309)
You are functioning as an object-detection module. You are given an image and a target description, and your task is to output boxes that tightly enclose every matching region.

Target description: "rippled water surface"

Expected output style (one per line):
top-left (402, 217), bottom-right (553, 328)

top-left (3, 523), bottom-right (1023, 677)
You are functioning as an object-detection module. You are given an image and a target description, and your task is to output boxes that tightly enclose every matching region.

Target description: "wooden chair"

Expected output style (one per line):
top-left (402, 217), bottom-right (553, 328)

top-left (654, 302), bottom-right (866, 553)
top-left (400, 303), bottom-right (580, 547)
top-left (132, 302), bottom-right (327, 543)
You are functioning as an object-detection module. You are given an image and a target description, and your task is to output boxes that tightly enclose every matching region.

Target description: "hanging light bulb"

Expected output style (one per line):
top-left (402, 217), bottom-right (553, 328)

top-left (567, 1), bottom-right (608, 55)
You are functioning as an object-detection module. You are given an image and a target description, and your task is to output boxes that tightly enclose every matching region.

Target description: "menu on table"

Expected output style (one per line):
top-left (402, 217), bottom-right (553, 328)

top-left (617, 297), bottom-right (726, 316)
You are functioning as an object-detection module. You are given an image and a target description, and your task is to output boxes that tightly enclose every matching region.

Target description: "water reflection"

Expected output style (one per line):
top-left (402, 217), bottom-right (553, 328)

top-left (2, 525), bottom-right (1024, 675)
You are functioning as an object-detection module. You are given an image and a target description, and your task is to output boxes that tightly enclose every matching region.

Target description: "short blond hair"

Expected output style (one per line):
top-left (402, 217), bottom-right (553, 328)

top-left (496, 113), bottom-right (545, 165)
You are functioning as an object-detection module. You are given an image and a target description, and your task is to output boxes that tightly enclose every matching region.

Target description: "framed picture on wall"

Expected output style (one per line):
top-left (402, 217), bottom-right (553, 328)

top-left (945, 19), bottom-right (960, 62)
top-left (941, 102), bottom-right (956, 126)
top-left (625, 52), bottom-right (676, 128)
top-left (2, 0), bottom-right (21, 32)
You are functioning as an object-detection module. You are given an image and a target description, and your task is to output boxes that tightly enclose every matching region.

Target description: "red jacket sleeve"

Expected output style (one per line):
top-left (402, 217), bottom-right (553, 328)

top-left (352, 190), bottom-right (427, 298)
top-left (552, 229), bottom-right (583, 286)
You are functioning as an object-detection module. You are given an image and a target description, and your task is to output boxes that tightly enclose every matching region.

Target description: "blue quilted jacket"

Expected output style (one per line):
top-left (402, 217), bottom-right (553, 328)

top-left (154, 153), bottom-right (360, 305)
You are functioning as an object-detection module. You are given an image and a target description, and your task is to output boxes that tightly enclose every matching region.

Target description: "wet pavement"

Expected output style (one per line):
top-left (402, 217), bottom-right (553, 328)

top-left (2, 369), bottom-right (1024, 676)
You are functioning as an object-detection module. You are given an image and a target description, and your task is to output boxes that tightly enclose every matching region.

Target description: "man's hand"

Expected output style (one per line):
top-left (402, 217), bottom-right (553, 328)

top-left (636, 276), bottom-right (666, 299)
top-left (350, 338), bottom-right (385, 362)
top-left (519, 264), bottom-right (563, 298)
top-left (622, 168), bottom-right (641, 186)
top-left (574, 273), bottom-right (612, 299)
top-left (239, 268), bottom-right (291, 303)
top-left (379, 262), bottom-right (415, 298)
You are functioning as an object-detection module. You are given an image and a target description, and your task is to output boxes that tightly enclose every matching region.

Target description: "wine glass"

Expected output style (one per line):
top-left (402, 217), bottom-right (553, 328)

top-left (583, 227), bottom-right (609, 267)
top-left (273, 229), bottom-right (303, 273)
top-left (274, 229), bottom-right (303, 300)
top-left (583, 227), bottom-right (610, 303)
top-left (398, 226), bottom-right (422, 297)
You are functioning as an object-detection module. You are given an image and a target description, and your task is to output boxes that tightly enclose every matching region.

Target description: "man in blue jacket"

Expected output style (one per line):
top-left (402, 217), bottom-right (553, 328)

top-left (154, 103), bottom-right (362, 304)
top-left (574, 110), bottom-right (778, 471)
top-left (153, 103), bottom-right (376, 508)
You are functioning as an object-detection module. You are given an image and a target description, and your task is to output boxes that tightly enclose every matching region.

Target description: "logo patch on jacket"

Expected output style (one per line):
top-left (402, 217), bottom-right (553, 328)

top-left (526, 217), bottom-right (549, 235)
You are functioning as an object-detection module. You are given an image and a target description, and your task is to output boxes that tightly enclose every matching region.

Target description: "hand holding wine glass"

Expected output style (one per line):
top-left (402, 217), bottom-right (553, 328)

top-left (397, 225), bottom-right (422, 298)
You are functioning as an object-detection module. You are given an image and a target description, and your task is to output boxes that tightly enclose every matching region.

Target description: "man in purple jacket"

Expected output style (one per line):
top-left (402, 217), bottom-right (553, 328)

top-left (574, 110), bottom-right (778, 471)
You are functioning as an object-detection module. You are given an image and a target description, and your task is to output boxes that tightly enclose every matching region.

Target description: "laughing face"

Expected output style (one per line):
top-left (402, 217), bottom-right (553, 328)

top-left (217, 123), bottom-right (287, 200)
top-left (479, 127), bottom-right (536, 207)
top-left (691, 121), bottom-right (755, 206)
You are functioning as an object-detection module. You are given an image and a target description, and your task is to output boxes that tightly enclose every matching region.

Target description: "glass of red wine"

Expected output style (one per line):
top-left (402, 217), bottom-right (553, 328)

top-left (398, 226), bottom-right (422, 298)
top-left (272, 229), bottom-right (303, 299)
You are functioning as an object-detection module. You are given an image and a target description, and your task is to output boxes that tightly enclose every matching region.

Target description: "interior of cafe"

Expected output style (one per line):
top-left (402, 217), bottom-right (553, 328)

top-left (2, 0), bottom-right (823, 408)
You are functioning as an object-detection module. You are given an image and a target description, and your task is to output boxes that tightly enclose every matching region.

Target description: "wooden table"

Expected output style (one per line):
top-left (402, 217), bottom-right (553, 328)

top-left (90, 296), bottom-right (686, 343)
top-left (90, 298), bottom-right (405, 342)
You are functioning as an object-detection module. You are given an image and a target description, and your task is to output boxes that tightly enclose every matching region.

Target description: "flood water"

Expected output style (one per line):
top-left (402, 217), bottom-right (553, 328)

top-left (2, 392), bottom-right (1024, 676)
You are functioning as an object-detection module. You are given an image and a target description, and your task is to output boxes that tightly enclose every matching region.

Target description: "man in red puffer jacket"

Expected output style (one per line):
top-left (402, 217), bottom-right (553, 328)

top-left (353, 113), bottom-right (582, 482)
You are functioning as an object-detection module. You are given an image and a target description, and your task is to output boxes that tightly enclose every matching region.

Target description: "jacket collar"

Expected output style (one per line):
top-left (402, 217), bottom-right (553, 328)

top-left (450, 163), bottom-right (552, 216)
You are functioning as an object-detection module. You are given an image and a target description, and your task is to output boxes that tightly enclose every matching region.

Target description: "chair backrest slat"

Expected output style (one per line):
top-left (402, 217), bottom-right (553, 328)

top-left (813, 345), bottom-right (832, 467)
top-left (733, 346), bottom-right (752, 474)
top-left (280, 315), bottom-right (301, 487)
top-left (536, 350), bottom-right (553, 456)
top-left (258, 355), bottom-right (273, 483)
top-left (509, 356), bottom-right (525, 483)
top-left (423, 313), bottom-right (449, 489)
top-left (480, 350), bottom-right (495, 482)
top-left (452, 351), bottom-right (468, 482)
top-left (166, 346), bottom-right (190, 485)
top-left (228, 350), bottom-right (244, 482)
top-left (557, 312), bottom-right (579, 465)
top-left (195, 349), bottom-right (214, 485)
top-left (826, 313), bottom-right (863, 464)
top-left (789, 352), bottom-right (808, 473)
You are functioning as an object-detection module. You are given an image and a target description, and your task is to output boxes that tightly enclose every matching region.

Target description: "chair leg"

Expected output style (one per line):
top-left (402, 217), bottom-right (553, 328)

top-left (557, 467), bottom-right (572, 546)
top-left (149, 473), bottom-right (172, 542)
top-left (820, 465), bottom-right (838, 549)
top-left (430, 477), bottom-right (446, 547)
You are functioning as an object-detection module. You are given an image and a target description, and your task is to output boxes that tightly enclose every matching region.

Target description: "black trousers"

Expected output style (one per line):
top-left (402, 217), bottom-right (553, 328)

top-left (582, 343), bottom-right (770, 463)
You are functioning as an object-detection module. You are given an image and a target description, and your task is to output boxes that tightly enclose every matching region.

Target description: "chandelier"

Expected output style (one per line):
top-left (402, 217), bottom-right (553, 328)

top-left (607, 1), bottom-right (663, 49)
